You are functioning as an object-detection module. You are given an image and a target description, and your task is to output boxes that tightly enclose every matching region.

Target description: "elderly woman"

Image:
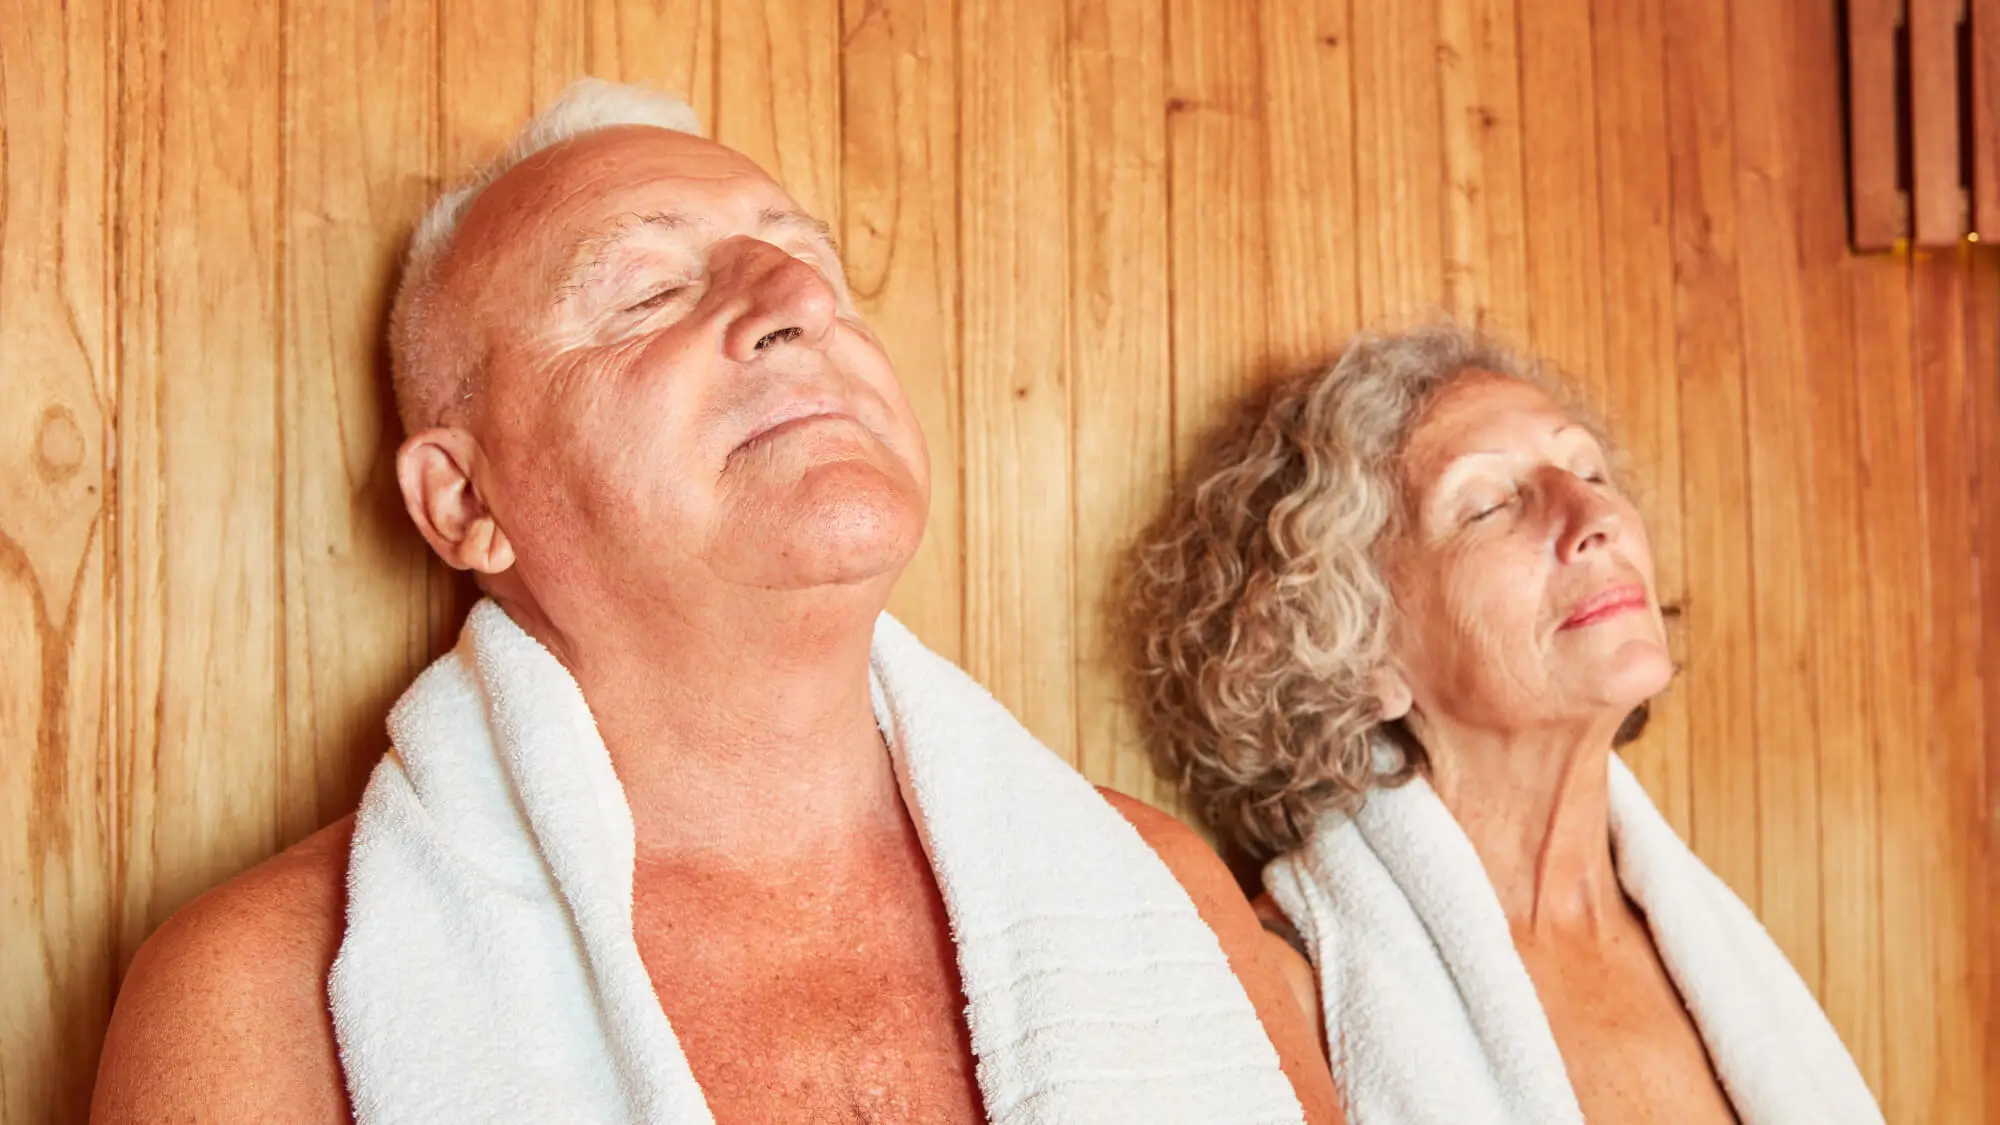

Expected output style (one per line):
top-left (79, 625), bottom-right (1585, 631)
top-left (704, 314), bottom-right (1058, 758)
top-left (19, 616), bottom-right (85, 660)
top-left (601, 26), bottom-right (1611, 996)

top-left (1125, 324), bottom-right (1881, 1125)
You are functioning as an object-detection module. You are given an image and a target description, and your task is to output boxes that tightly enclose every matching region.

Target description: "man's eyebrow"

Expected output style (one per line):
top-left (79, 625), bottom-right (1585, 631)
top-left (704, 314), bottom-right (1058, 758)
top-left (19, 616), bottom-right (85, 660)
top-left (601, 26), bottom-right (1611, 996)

top-left (758, 207), bottom-right (839, 253)
top-left (552, 211), bottom-right (696, 301)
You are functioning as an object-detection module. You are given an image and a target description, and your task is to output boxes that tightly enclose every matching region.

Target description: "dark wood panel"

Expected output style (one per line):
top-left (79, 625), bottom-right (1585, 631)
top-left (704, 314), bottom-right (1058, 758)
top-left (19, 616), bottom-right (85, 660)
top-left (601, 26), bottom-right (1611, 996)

top-left (1848, 0), bottom-right (1907, 249)
top-left (1912, 0), bottom-right (1967, 244)
top-left (1975, 0), bottom-right (2000, 235)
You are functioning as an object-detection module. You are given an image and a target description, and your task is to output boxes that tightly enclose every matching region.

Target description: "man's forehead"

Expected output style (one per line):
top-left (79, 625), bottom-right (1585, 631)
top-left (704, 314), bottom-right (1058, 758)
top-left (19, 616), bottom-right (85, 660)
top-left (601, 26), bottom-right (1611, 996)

top-left (446, 126), bottom-right (824, 302)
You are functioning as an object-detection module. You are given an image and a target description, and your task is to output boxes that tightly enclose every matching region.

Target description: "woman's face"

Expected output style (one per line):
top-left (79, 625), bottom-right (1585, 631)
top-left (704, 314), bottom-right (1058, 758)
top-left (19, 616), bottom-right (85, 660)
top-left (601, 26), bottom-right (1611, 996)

top-left (1379, 372), bottom-right (1672, 741)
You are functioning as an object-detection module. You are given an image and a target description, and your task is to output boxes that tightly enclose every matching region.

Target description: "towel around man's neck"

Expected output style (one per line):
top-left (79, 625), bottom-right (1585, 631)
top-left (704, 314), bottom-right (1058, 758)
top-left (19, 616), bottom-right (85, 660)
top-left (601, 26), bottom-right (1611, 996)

top-left (329, 599), bottom-right (1302, 1124)
top-left (1263, 754), bottom-right (1883, 1125)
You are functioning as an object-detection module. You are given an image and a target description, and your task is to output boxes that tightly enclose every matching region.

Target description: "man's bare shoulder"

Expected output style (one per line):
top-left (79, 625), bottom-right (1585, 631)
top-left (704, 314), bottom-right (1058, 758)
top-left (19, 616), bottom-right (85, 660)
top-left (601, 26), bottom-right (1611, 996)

top-left (1096, 788), bottom-right (1342, 1125)
top-left (92, 815), bottom-right (355, 1124)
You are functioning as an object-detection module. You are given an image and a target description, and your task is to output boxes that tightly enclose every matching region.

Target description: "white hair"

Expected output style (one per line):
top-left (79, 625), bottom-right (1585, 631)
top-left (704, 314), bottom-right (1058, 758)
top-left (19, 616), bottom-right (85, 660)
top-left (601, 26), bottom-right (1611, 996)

top-left (390, 79), bottom-right (704, 433)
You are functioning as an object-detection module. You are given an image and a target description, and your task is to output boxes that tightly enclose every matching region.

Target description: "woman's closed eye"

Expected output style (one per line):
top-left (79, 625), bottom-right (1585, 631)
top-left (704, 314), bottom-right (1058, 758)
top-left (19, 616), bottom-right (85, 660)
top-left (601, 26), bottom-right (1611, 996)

top-left (1465, 491), bottom-right (1516, 524)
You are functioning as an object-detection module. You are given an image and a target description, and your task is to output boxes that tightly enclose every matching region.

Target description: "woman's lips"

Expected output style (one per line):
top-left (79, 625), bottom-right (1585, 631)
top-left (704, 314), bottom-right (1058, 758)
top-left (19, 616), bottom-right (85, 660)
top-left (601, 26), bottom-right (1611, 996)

top-left (1560, 582), bottom-right (1649, 630)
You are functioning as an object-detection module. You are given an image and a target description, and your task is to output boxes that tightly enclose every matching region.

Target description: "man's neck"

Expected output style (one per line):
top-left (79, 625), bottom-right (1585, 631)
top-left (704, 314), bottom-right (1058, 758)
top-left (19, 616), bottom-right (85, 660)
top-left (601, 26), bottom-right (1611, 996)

top-left (494, 583), bottom-right (905, 867)
top-left (1420, 714), bottom-right (1629, 938)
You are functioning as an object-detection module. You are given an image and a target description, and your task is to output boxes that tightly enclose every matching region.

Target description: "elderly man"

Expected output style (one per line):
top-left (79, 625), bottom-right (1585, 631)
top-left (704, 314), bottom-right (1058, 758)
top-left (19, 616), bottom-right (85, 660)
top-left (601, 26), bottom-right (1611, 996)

top-left (91, 81), bottom-right (1333, 1124)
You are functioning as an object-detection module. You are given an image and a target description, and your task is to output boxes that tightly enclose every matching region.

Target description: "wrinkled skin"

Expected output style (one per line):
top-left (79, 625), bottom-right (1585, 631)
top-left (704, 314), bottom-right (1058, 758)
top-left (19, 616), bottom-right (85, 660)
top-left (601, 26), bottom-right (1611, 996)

top-left (1373, 372), bottom-right (1738, 1124)
top-left (90, 124), bottom-right (1338, 1125)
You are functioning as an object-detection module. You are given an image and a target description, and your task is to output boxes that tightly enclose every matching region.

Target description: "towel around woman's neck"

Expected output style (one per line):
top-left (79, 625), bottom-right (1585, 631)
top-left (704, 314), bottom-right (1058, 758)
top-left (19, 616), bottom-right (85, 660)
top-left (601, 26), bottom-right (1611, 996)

top-left (1263, 754), bottom-right (1882, 1125)
top-left (329, 599), bottom-right (1302, 1124)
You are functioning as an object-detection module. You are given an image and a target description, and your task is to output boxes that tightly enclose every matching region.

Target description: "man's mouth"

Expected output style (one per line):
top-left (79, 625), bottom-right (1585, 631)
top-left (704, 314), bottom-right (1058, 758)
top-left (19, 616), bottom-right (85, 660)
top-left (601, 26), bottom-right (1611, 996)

top-left (737, 397), bottom-right (857, 450)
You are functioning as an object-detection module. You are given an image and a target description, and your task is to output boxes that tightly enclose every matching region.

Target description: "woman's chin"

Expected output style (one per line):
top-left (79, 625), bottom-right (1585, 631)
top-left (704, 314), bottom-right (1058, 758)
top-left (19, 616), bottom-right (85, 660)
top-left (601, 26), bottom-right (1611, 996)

top-left (1594, 637), bottom-right (1676, 711)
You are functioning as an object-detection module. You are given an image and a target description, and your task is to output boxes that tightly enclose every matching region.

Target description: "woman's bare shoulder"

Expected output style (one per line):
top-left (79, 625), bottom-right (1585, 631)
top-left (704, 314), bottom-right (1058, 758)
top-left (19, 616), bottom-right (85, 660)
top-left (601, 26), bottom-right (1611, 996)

top-left (92, 815), bottom-right (356, 1124)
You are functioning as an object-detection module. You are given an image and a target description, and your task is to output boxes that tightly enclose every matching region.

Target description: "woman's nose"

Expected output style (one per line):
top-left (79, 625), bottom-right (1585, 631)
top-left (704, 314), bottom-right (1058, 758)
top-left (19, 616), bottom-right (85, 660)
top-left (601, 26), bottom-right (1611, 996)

top-left (716, 238), bottom-right (839, 362)
top-left (1553, 474), bottom-right (1621, 562)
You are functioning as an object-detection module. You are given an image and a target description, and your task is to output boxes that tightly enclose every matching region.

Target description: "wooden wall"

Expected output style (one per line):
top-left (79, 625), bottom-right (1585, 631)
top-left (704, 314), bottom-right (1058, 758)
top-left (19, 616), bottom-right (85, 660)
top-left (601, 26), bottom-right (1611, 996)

top-left (1, 1), bottom-right (1992, 1121)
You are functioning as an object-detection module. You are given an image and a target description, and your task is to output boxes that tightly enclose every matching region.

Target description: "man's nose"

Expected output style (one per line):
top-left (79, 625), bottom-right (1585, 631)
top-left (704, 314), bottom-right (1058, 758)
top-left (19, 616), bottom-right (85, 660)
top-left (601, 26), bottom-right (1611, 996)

top-left (716, 238), bottom-right (839, 362)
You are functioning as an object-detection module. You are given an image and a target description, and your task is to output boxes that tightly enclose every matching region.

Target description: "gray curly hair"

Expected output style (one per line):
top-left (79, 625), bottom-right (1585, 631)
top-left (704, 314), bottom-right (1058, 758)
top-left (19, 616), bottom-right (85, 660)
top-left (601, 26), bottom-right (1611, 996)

top-left (1123, 321), bottom-right (1643, 860)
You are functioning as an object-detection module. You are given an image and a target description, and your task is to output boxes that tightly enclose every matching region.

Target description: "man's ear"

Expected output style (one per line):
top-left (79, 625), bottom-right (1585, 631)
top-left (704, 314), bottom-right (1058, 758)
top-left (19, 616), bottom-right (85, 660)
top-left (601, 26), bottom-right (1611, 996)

top-left (1371, 663), bottom-right (1414, 723)
top-left (396, 429), bottom-right (515, 575)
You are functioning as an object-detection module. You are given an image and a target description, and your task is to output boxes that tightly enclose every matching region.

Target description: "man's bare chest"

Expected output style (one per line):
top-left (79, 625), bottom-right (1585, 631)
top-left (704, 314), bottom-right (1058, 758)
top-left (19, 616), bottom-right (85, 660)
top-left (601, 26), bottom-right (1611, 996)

top-left (631, 866), bottom-right (984, 1123)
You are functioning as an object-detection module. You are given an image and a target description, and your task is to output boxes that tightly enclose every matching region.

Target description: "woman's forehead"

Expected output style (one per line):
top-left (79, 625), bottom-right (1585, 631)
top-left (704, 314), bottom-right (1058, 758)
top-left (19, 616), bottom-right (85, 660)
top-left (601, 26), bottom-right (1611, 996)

top-left (1404, 374), bottom-right (1571, 472)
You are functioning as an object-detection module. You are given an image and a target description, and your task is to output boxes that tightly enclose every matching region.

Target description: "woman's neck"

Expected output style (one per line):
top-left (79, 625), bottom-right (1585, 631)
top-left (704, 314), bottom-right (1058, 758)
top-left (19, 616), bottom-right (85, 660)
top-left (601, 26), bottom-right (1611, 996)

top-left (1419, 716), bottom-right (1626, 936)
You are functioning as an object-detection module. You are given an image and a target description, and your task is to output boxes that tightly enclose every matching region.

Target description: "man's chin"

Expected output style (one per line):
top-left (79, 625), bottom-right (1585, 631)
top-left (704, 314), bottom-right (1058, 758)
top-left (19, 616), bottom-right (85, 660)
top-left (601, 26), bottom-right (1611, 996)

top-left (708, 485), bottom-right (926, 593)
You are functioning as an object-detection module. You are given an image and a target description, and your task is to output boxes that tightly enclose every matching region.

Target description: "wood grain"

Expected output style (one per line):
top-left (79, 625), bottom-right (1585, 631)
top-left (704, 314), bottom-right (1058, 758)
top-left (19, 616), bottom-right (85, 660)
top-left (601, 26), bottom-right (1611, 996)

top-left (585, 0), bottom-right (718, 126)
top-left (716, 0), bottom-right (841, 226)
top-left (116, 0), bottom-right (288, 951)
top-left (1589, 0), bottom-right (1691, 837)
top-left (1662, 0), bottom-right (1763, 910)
top-left (957, 0), bottom-right (1076, 759)
top-left (1165, 0), bottom-right (1269, 463)
top-left (279, 0), bottom-right (443, 850)
top-left (1910, 251), bottom-right (1986, 1112)
top-left (1349, 0), bottom-right (1445, 325)
top-left (1259, 0), bottom-right (1363, 370)
top-left (1854, 254), bottom-right (1938, 1121)
top-left (1437, 0), bottom-right (1529, 345)
top-left (2, 1), bottom-right (1994, 1118)
top-left (1912, 0), bottom-right (1968, 244)
top-left (1730, 0), bottom-right (1825, 993)
top-left (1069, 0), bottom-right (1173, 806)
top-left (437, 0), bottom-right (585, 180)
top-left (1976, 0), bottom-right (2000, 236)
top-left (0, 2), bottom-right (115, 1119)
top-left (1847, 0), bottom-right (1908, 249)
top-left (841, 0), bottom-right (965, 663)
top-left (1518, 0), bottom-right (1608, 395)
top-left (1790, 0), bottom-right (1884, 1086)
top-left (1967, 247), bottom-right (2000, 1106)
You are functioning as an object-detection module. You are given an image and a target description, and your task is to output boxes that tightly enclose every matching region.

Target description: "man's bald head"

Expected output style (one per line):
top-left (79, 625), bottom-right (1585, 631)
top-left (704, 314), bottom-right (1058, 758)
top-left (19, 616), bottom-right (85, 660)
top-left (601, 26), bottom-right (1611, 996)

top-left (388, 79), bottom-right (703, 435)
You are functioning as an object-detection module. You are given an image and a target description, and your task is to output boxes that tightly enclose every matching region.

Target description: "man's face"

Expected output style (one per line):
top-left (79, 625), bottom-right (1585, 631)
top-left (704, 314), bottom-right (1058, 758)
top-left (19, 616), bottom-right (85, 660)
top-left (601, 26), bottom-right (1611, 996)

top-left (439, 126), bottom-right (929, 603)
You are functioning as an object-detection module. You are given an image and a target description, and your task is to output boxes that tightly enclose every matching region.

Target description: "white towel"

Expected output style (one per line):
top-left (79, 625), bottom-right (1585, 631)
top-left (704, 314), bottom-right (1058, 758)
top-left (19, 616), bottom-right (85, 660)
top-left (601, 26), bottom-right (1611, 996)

top-left (329, 598), bottom-right (1303, 1124)
top-left (1263, 754), bottom-right (1883, 1125)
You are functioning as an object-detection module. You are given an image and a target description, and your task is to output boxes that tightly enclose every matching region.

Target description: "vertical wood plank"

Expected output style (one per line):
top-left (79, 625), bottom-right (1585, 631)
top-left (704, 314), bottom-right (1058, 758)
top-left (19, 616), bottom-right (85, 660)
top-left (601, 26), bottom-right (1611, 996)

top-left (1260, 0), bottom-right (1363, 370)
top-left (1589, 0), bottom-right (1692, 837)
top-left (0, 0), bottom-right (116, 1118)
top-left (1910, 251), bottom-right (1986, 1119)
top-left (959, 0), bottom-right (1075, 757)
top-left (585, 0), bottom-right (718, 127)
top-left (1729, 0), bottom-right (1825, 992)
top-left (1165, 0), bottom-right (1268, 463)
top-left (1349, 0), bottom-right (1445, 325)
top-left (1966, 248), bottom-right (2000, 1118)
top-left (1069, 0), bottom-right (1173, 804)
top-left (1975, 0), bottom-right (2000, 235)
top-left (1848, 0), bottom-right (1908, 249)
top-left (715, 0), bottom-right (842, 227)
top-left (116, 0), bottom-right (286, 950)
top-left (841, 0), bottom-right (965, 662)
top-left (1790, 0), bottom-right (1883, 1085)
top-left (438, 0), bottom-right (584, 181)
top-left (1912, 0), bottom-right (1967, 244)
top-left (279, 0), bottom-right (442, 848)
top-left (1517, 0), bottom-right (1608, 395)
top-left (1437, 0), bottom-right (1530, 344)
top-left (1662, 0), bottom-right (1763, 908)
top-left (1854, 255), bottom-right (1938, 1120)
